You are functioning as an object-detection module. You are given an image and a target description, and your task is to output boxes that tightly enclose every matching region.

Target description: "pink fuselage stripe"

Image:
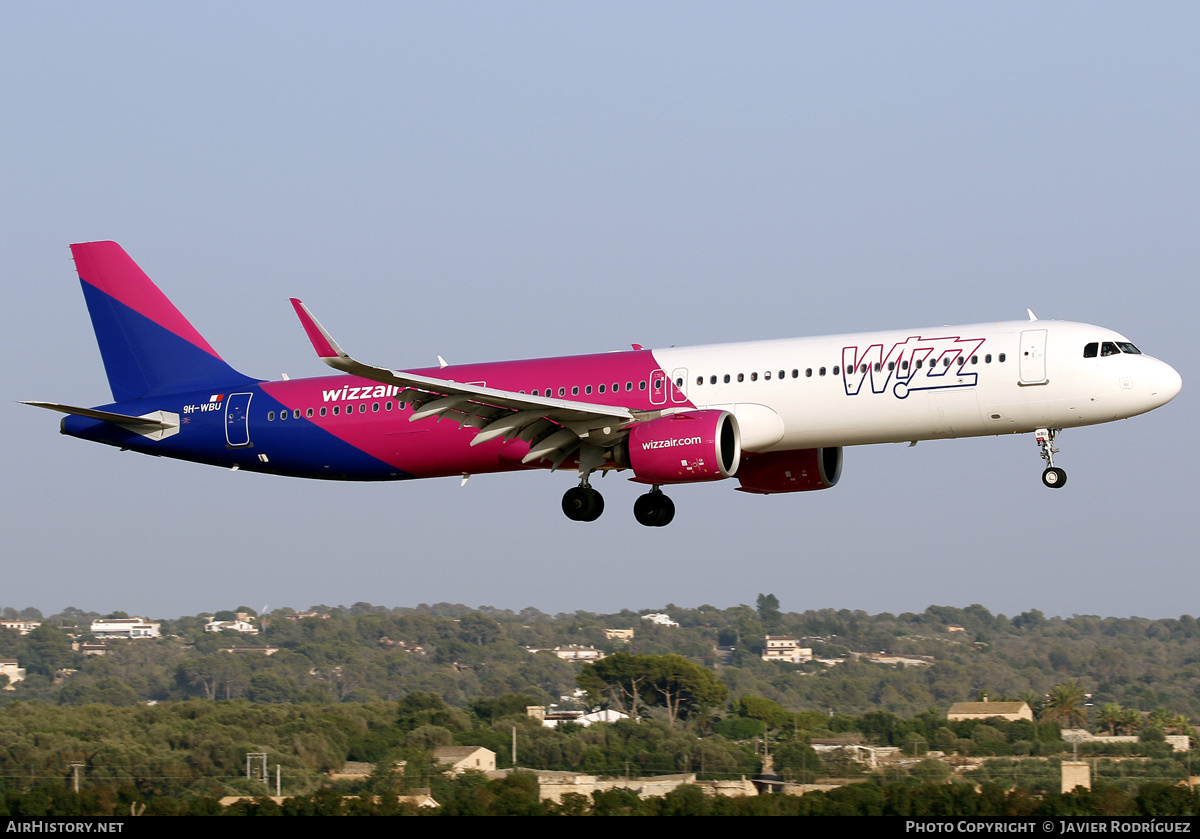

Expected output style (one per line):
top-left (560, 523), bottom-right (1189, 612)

top-left (71, 242), bottom-right (223, 360)
top-left (262, 350), bottom-right (692, 477)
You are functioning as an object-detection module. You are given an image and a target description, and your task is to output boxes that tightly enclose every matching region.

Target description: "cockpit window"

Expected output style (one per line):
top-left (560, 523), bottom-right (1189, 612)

top-left (1101, 341), bottom-right (1121, 356)
top-left (1083, 343), bottom-right (1098, 358)
top-left (1117, 342), bottom-right (1142, 354)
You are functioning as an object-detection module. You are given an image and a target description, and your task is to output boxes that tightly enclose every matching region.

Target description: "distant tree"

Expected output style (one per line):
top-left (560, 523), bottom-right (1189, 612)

top-left (1040, 680), bottom-right (1088, 728)
top-left (24, 623), bottom-right (73, 676)
top-left (396, 691), bottom-right (470, 732)
top-left (756, 594), bottom-right (782, 628)
top-left (1097, 703), bottom-right (1124, 736)
top-left (578, 653), bottom-right (726, 728)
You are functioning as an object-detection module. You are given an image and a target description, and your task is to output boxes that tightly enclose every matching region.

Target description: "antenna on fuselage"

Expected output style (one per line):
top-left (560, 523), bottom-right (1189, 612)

top-left (1027, 309), bottom-right (1038, 321)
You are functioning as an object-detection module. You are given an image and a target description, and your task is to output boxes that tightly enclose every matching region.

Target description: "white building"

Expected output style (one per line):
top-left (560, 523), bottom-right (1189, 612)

top-left (90, 618), bottom-right (161, 639)
top-left (0, 620), bottom-right (41, 636)
top-left (762, 636), bottom-right (813, 664)
top-left (641, 613), bottom-right (679, 628)
top-left (0, 660), bottom-right (26, 689)
top-left (205, 619), bottom-right (258, 634)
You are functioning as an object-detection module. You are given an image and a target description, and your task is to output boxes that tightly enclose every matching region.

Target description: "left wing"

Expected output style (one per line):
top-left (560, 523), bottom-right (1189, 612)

top-left (290, 299), bottom-right (649, 470)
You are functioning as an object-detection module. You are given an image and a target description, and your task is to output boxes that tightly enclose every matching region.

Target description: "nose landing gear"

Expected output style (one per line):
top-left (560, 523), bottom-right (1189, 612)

top-left (633, 487), bottom-right (675, 527)
top-left (1036, 428), bottom-right (1067, 489)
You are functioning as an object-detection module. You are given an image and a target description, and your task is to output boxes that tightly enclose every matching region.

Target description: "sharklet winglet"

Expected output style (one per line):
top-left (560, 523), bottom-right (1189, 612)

top-left (289, 299), bottom-right (348, 361)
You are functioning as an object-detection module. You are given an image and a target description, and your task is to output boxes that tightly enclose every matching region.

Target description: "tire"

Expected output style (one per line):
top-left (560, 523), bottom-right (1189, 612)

top-left (580, 490), bottom-right (604, 522)
top-left (1041, 467), bottom-right (1067, 489)
top-left (653, 494), bottom-right (675, 527)
top-left (562, 486), bottom-right (591, 520)
top-left (633, 493), bottom-right (660, 527)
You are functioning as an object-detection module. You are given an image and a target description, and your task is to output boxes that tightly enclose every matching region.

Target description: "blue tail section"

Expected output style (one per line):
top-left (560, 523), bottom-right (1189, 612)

top-left (72, 242), bottom-right (259, 400)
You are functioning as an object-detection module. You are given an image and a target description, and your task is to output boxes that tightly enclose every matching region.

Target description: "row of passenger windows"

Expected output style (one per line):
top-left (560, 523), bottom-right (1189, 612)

top-left (267, 402), bottom-right (404, 421)
top-left (523, 380), bottom-right (648, 398)
top-left (691, 353), bottom-right (1007, 386)
top-left (265, 351), bottom-right (1014, 421)
top-left (1083, 341), bottom-right (1141, 358)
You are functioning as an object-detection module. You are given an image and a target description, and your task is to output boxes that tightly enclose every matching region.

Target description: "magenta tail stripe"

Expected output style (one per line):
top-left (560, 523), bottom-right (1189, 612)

top-left (70, 241), bottom-right (223, 360)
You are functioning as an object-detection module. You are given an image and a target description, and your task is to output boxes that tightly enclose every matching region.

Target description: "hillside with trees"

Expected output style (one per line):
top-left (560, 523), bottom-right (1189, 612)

top-left (1, 599), bottom-right (1198, 814)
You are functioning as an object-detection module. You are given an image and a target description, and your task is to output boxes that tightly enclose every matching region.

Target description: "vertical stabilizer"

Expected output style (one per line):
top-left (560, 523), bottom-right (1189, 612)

top-left (71, 241), bottom-right (258, 401)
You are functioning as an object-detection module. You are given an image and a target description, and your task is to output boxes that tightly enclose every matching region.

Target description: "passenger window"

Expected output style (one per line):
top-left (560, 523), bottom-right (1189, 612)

top-left (359, 404), bottom-right (366, 413)
top-left (625, 382), bottom-right (633, 391)
top-left (710, 376), bottom-right (717, 385)
top-left (372, 403), bottom-right (379, 412)
top-left (332, 406), bottom-right (340, 416)
top-left (384, 402), bottom-right (392, 411)
top-left (999, 353), bottom-right (1006, 362)
top-left (558, 387), bottom-right (566, 397)
top-left (586, 385), bottom-right (592, 395)
top-left (279, 411), bottom-right (287, 421)
top-left (805, 368), bottom-right (813, 377)
top-left (764, 371), bottom-right (771, 380)
top-left (267, 411), bottom-right (275, 421)
top-left (985, 354), bottom-right (992, 363)
top-left (639, 381), bottom-right (647, 391)
top-left (306, 408), bottom-right (313, 417)
top-left (295, 410), bottom-right (302, 418)
top-left (819, 367), bottom-right (826, 376)
top-left (751, 372), bottom-right (758, 381)
top-left (723, 374), bottom-right (730, 384)
top-left (833, 366), bottom-right (840, 375)
top-left (737, 373), bottom-right (744, 382)
top-left (320, 407), bottom-right (327, 417)
top-left (599, 384), bottom-right (606, 393)
top-left (675, 377), bottom-right (683, 387)
top-left (571, 386), bottom-right (579, 396)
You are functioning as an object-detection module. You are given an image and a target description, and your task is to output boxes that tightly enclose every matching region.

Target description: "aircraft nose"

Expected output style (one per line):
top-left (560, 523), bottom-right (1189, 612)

top-left (1149, 359), bottom-right (1182, 407)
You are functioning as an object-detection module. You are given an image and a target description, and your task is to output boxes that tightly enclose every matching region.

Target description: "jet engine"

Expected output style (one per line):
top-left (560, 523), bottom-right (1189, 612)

top-left (735, 447), bottom-right (842, 494)
top-left (619, 410), bottom-right (741, 484)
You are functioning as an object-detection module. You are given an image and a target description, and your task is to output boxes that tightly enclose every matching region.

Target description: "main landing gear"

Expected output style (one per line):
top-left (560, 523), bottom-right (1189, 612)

top-left (633, 487), bottom-right (675, 527)
top-left (560, 479), bottom-right (676, 526)
top-left (562, 480), bottom-right (604, 522)
top-left (1036, 428), bottom-right (1067, 489)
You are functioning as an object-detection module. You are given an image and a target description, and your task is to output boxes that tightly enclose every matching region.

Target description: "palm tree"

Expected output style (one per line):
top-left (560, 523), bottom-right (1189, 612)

top-left (1097, 703), bottom-right (1123, 736)
top-left (1040, 679), bottom-right (1088, 728)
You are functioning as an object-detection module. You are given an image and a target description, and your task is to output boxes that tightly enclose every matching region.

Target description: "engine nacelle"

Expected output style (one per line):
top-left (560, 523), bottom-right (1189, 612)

top-left (735, 447), bottom-right (842, 494)
top-left (622, 410), bottom-right (741, 484)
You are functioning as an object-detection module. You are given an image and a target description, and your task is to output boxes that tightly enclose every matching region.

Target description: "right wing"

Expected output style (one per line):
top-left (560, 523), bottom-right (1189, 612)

top-left (290, 299), bottom-right (648, 469)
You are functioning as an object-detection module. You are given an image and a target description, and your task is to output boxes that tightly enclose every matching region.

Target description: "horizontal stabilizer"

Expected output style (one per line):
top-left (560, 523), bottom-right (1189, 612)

top-left (22, 401), bottom-right (180, 440)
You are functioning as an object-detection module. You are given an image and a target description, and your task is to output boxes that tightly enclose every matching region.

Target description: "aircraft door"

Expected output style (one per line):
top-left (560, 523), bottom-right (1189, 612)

top-left (1019, 329), bottom-right (1048, 384)
top-left (670, 368), bottom-right (689, 404)
top-left (225, 392), bottom-right (253, 447)
top-left (650, 370), bottom-right (668, 405)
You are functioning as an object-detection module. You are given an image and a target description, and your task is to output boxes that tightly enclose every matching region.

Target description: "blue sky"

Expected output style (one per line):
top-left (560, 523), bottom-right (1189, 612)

top-left (3, 3), bottom-right (1197, 621)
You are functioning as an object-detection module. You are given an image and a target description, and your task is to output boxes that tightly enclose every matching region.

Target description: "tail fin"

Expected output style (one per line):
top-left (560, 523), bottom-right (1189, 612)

top-left (71, 241), bottom-right (258, 401)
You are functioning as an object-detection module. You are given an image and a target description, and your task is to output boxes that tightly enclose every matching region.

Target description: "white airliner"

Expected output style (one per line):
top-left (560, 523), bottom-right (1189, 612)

top-left (28, 242), bottom-right (1183, 527)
